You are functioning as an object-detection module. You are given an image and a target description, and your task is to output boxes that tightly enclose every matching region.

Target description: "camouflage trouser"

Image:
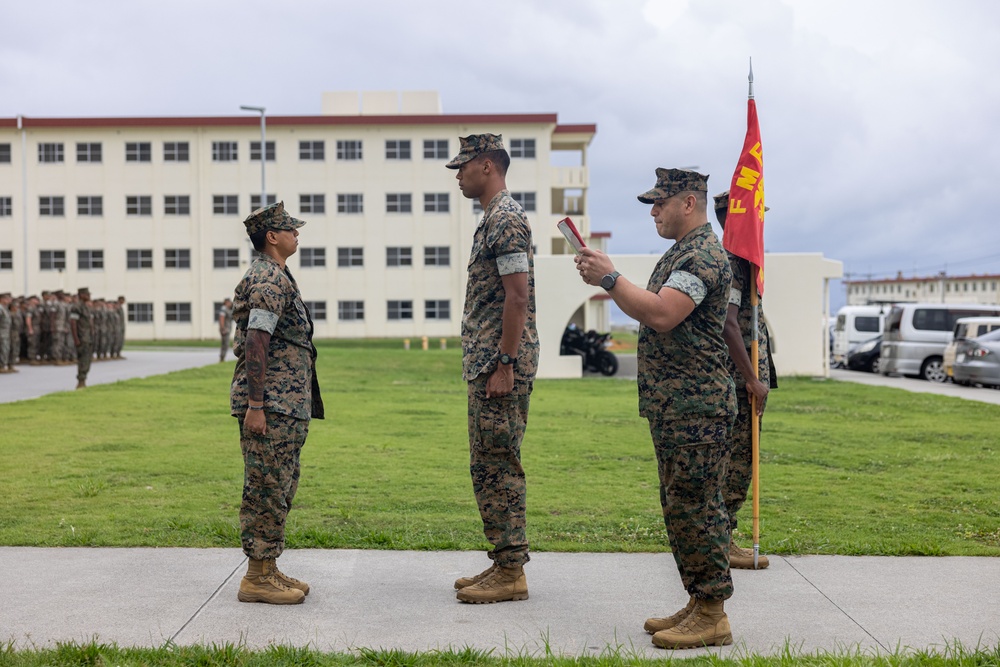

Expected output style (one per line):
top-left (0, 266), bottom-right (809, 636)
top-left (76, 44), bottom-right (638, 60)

top-left (220, 332), bottom-right (230, 361)
top-left (239, 411), bottom-right (309, 560)
top-left (0, 334), bottom-right (9, 369)
top-left (468, 376), bottom-right (532, 567)
top-left (650, 415), bottom-right (734, 601)
top-left (76, 342), bottom-right (92, 381)
top-left (52, 329), bottom-right (68, 362)
top-left (722, 389), bottom-right (766, 533)
top-left (65, 332), bottom-right (76, 361)
top-left (27, 332), bottom-right (39, 362)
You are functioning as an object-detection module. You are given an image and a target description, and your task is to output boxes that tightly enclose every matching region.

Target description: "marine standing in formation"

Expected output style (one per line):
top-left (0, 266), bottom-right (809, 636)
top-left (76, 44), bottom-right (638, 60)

top-left (714, 191), bottom-right (776, 570)
top-left (70, 287), bottom-right (94, 389)
top-left (0, 293), bottom-right (13, 373)
top-left (447, 134), bottom-right (539, 604)
top-left (218, 298), bottom-right (234, 362)
top-left (575, 168), bottom-right (737, 649)
top-left (230, 201), bottom-right (324, 605)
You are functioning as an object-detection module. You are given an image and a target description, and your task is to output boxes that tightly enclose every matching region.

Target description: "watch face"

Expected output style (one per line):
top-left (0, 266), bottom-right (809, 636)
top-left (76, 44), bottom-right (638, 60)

top-left (500, 354), bottom-right (513, 365)
top-left (601, 274), bottom-right (616, 290)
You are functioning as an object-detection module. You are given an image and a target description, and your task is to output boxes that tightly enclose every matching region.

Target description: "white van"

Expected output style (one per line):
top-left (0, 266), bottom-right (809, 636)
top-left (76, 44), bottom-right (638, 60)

top-left (832, 305), bottom-right (886, 366)
top-left (880, 303), bottom-right (1000, 382)
top-left (943, 316), bottom-right (1000, 378)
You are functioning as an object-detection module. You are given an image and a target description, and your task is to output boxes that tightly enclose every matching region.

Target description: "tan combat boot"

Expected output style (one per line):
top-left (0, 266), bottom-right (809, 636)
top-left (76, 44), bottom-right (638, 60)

top-left (238, 558), bottom-right (305, 605)
top-left (652, 599), bottom-right (732, 649)
top-left (454, 562), bottom-right (497, 590)
top-left (730, 542), bottom-right (769, 570)
top-left (270, 558), bottom-right (309, 596)
top-left (644, 595), bottom-right (696, 634)
top-left (75, 380), bottom-right (86, 390)
top-left (455, 564), bottom-right (527, 603)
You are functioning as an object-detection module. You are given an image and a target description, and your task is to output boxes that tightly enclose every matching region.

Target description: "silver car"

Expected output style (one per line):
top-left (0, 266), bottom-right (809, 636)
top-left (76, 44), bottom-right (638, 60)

top-left (952, 328), bottom-right (1000, 388)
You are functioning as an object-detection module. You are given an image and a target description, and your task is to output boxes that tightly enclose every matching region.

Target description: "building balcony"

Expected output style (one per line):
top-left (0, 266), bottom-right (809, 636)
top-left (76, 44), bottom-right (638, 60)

top-left (550, 166), bottom-right (588, 188)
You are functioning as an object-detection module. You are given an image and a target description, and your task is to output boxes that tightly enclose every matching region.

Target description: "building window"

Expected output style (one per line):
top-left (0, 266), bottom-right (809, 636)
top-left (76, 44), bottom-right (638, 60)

top-left (386, 247), bottom-right (413, 267)
top-left (0, 250), bottom-right (12, 270)
top-left (299, 141), bottom-right (325, 160)
top-left (38, 143), bottom-right (64, 163)
top-left (164, 195), bottom-right (190, 215)
top-left (126, 249), bottom-right (153, 269)
top-left (214, 195), bottom-right (239, 215)
top-left (300, 247), bottom-right (326, 268)
top-left (39, 250), bottom-right (66, 271)
top-left (77, 196), bottom-right (103, 216)
top-left (385, 140), bottom-right (411, 160)
top-left (163, 142), bottom-right (190, 162)
top-left (423, 139), bottom-right (448, 159)
top-left (338, 301), bottom-right (364, 321)
top-left (386, 193), bottom-right (412, 213)
top-left (509, 138), bottom-right (536, 158)
top-left (76, 143), bottom-right (102, 163)
top-left (337, 194), bottom-right (363, 214)
top-left (511, 191), bottom-right (537, 212)
top-left (250, 141), bottom-right (275, 161)
top-left (39, 196), bottom-right (65, 216)
top-left (0, 197), bottom-right (10, 217)
top-left (164, 248), bottom-right (191, 269)
top-left (125, 142), bottom-right (152, 162)
top-left (165, 302), bottom-right (192, 323)
top-left (300, 194), bottom-right (326, 214)
top-left (249, 194), bottom-right (277, 210)
top-left (304, 301), bottom-right (327, 321)
top-left (424, 246), bottom-right (450, 266)
top-left (78, 249), bottom-right (104, 270)
top-left (425, 300), bottom-right (451, 320)
top-left (0, 144), bottom-right (10, 163)
top-left (128, 303), bottom-right (154, 323)
top-left (337, 247), bottom-right (363, 267)
top-left (424, 193), bottom-right (450, 213)
top-left (213, 248), bottom-right (240, 268)
top-left (387, 300), bottom-right (413, 321)
top-left (337, 140), bottom-right (362, 160)
top-left (212, 141), bottom-right (238, 162)
top-left (126, 195), bottom-right (152, 216)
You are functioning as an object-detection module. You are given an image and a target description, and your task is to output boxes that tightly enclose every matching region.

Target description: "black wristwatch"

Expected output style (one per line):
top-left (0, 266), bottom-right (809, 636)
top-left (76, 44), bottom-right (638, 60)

top-left (601, 271), bottom-right (621, 291)
top-left (499, 353), bottom-right (515, 366)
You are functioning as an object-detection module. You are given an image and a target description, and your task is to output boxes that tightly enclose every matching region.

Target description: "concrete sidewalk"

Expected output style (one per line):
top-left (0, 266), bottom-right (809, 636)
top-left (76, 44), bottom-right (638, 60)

top-left (3, 547), bottom-right (998, 656)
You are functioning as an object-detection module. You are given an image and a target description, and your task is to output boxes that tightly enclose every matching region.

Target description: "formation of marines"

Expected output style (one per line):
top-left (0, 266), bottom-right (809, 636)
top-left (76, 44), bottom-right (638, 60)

top-left (0, 290), bottom-right (127, 385)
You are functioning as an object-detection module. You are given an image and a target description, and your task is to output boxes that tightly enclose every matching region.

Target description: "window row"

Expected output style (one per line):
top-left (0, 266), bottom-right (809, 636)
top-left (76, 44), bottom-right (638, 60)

top-left (1, 191), bottom-right (537, 218)
top-left (10, 246), bottom-right (453, 271)
top-left (126, 299), bottom-right (451, 323)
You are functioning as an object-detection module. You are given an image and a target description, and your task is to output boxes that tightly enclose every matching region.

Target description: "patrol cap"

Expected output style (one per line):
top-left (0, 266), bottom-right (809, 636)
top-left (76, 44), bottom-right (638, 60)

top-left (712, 190), bottom-right (769, 226)
top-left (78, 287), bottom-right (90, 296)
top-left (445, 133), bottom-right (505, 169)
top-left (637, 168), bottom-right (709, 204)
top-left (242, 201), bottom-right (306, 236)
top-left (0, 292), bottom-right (10, 299)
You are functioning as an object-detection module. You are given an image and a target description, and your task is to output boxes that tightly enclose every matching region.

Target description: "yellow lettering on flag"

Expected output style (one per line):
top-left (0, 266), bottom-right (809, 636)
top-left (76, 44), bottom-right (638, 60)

top-left (735, 166), bottom-right (760, 192)
top-left (749, 141), bottom-right (762, 165)
top-left (729, 199), bottom-right (747, 215)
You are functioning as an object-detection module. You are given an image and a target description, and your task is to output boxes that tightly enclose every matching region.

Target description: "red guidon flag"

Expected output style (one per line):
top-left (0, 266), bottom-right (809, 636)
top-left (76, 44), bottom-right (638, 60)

top-left (722, 98), bottom-right (766, 295)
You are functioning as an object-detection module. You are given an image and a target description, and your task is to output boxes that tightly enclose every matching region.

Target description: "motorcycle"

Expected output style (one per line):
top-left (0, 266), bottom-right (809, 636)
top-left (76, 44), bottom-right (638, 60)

top-left (560, 324), bottom-right (619, 376)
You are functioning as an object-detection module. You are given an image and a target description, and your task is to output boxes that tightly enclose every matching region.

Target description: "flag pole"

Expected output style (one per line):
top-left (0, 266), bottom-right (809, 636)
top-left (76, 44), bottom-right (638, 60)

top-left (747, 58), bottom-right (763, 570)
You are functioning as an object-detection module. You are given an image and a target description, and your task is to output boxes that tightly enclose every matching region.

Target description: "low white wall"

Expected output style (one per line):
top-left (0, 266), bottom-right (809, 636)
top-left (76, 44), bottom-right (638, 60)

top-left (534, 252), bottom-right (843, 379)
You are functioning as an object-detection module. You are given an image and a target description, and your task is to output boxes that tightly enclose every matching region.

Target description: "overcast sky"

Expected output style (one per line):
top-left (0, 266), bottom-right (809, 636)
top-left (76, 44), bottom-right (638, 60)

top-left (3, 0), bottom-right (999, 311)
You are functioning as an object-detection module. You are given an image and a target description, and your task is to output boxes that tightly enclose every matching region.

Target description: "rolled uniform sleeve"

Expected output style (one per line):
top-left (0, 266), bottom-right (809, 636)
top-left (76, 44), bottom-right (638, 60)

top-left (665, 270), bottom-right (708, 306)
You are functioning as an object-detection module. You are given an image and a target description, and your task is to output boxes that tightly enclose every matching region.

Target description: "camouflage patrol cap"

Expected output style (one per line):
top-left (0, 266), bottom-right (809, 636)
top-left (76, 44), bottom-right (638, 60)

top-left (713, 190), bottom-right (769, 226)
top-left (77, 287), bottom-right (90, 296)
top-left (0, 292), bottom-right (10, 299)
top-left (637, 168), bottom-right (709, 204)
top-left (445, 133), bottom-right (505, 169)
top-left (242, 201), bottom-right (306, 236)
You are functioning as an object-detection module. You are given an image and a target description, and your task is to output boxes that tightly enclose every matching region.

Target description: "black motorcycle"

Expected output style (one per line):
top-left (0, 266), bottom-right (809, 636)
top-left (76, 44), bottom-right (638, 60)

top-left (560, 324), bottom-right (619, 376)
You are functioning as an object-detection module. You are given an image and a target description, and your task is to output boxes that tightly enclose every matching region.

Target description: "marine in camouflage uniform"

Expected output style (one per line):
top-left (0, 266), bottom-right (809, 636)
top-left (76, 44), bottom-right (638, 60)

top-left (447, 134), bottom-right (538, 604)
top-left (51, 291), bottom-right (72, 364)
top-left (0, 293), bottom-right (13, 373)
top-left (69, 287), bottom-right (94, 388)
top-left (576, 168), bottom-right (737, 649)
top-left (713, 191), bottom-right (777, 570)
top-left (218, 298), bottom-right (234, 362)
top-left (113, 296), bottom-right (126, 359)
top-left (231, 201), bottom-right (324, 605)
top-left (9, 298), bottom-right (23, 367)
top-left (24, 296), bottom-right (41, 364)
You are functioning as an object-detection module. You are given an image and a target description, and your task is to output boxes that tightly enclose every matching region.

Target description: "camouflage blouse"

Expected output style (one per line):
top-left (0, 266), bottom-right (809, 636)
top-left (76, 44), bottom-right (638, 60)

top-left (462, 190), bottom-right (539, 385)
top-left (637, 223), bottom-right (736, 420)
top-left (726, 252), bottom-right (772, 391)
top-left (230, 254), bottom-right (319, 421)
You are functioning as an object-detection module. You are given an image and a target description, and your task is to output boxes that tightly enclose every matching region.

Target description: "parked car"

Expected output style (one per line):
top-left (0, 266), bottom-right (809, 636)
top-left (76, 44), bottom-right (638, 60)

top-left (832, 305), bottom-right (886, 368)
top-left (846, 335), bottom-right (882, 373)
top-left (952, 328), bottom-right (1000, 388)
top-left (880, 303), bottom-right (1000, 382)
top-left (943, 316), bottom-right (1000, 379)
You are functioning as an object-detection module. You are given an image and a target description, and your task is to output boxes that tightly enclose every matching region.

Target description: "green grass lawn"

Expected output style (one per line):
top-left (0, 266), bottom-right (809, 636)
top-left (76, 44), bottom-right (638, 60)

top-left (2, 340), bottom-right (999, 556)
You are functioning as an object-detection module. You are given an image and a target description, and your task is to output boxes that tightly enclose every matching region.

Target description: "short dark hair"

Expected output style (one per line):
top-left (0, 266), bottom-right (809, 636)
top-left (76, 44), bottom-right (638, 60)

top-left (249, 228), bottom-right (271, 252)
top-left (480, 149), bottom-right (510, 176)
